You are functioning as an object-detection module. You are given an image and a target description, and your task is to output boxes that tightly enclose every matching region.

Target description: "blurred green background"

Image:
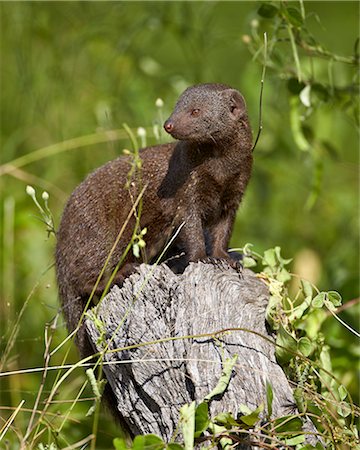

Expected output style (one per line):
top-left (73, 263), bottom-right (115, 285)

top-left (0, 1), bottom-right (358, 448)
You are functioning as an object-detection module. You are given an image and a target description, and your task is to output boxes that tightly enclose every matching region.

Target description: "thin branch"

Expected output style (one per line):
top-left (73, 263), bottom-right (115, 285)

top-left (252, 32), bottom-right (268, 152)
top-left (0, 400), bottom-right (25, 441)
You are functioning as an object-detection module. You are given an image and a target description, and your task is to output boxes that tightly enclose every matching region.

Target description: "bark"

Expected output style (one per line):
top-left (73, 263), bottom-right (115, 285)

top-left (86, 260), bottom-right (319, 448)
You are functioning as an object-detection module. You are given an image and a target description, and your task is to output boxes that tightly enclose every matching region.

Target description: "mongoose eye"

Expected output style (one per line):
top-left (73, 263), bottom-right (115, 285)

top-left (190, 108), bottom-right (200, 116)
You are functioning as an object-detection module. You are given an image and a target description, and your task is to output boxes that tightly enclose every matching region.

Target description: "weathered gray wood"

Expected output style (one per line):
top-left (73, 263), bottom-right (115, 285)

top-left (86, 261), bottom-right (318, 447)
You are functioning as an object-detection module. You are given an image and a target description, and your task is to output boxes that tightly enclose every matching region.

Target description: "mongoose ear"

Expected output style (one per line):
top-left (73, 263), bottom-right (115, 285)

top-left (225, 89), bottom-right (247, 119)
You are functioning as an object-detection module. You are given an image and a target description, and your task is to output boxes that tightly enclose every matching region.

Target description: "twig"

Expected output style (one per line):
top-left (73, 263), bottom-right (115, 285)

top-left (252, 32), bottom-right (267, 152)
top-left (298, 39), bottom-right (357, 65)
top-left (0, 400), bottom-right (25, 441)
top-left (326, 306), bottom-right (360, 338)
top-left (325, 297), bottom-right (360, 316)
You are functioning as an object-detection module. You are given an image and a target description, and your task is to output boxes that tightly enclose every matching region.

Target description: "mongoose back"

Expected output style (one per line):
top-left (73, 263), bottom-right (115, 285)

top-left (56, 83), bottom-right (253, 360)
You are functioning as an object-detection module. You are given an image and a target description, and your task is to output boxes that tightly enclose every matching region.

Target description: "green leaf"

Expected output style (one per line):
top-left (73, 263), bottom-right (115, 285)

top-left (299, 85), bottom-right (311, 108)
top-left (319, 345), bottom-right (332, 385)
top-left (180, 402), bottom-right (195, 450)
top-left (208, 422), bottom-right (233, 448)
top-left (289, 295), bottom-right (312, 321)
top-left (166, 445), bottom-right (184, 450)
top-left (338, 384), bottom-right (348, 401)
top-left (273, 415), bottom-right (303, 433)
top-left (312, 292), bottom-right (326, 308)
top-left (266, 381), bottom-right (273, 418)
top-left (113, 438), bottom-right (128, 450)
top-left (337, 401), bottom-right (352, 418)
top-left (284, 7), bottom-right (303, 27)
top-left (263, 248), bottom-right (277, 268)
top-left (238, 404), bottom-right (263, 426)
top-left (243, 255), bottom-right (257, 268)
top-left (284, 434), bottom-right (305, 445)
top-left (133, 243), bottom-right (140, 258)
top-left (194, 402), bottom-right (209, 437)
top-left (238, 404), bottom-right (252, 415)
top-left (133, 435), bottom-right (165, 450)
top-left (143, 435), bottom-right (165, 449)
top-left (214, 411), bottom-right (240, 428)
top-left (301, 279), bottom-right (313, 299)
top-left (258, 3), bottom-right (278, 18)
top-left (298, 337), bottom-right (313, 356)
top-left (277, 267), bottom-right (291, 283)
top-left (138, 238), bottom-right (146, 248)
top-left (204, 354), bottom-right (237, 401)
top-left (276, 325), bottom-right (298, 363)
top-left (239, 413), bottom-right (260, 427)
top-left (326, 291), bottom-right (342, 307)
top-left (265, 293), bottom-right (281, 329)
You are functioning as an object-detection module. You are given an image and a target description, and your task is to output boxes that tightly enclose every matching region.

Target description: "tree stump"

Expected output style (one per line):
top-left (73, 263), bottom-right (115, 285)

top-left (86, 261), bottom-right (319, 447)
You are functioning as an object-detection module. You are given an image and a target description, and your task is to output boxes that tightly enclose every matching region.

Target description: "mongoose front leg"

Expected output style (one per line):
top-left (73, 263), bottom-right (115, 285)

top-left (208, 212), bottom-right (242, 271)
top-left (180, 214), bottom-right (207, 263)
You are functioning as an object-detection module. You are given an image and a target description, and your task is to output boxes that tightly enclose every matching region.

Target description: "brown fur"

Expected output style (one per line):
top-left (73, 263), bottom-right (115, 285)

top-left (56, 82), bottom-right (253, 367)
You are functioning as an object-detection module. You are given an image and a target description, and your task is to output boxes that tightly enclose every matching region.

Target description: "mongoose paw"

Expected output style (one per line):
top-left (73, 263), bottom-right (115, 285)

top-left (200, 256), bottom-right (243, 275)
top-left (200, 256), bottom-right (224, 266)
top-left (224, 257), bottom-right (243, 275)
top-left (234, 259), bottom-right (243, 277)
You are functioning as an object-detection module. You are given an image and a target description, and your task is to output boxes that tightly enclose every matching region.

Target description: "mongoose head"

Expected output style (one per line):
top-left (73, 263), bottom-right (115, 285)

top-left (164, 83), bottom-right (249, 144)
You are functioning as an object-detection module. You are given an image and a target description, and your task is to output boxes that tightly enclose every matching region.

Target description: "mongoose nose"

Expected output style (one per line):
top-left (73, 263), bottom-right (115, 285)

top-left (164, 120), bottom-right (174, 133)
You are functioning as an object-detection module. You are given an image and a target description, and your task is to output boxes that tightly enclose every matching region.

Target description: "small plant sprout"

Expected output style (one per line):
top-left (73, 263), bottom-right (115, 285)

top-left (132, 227), bottom-right (147, 258)
top-left (154, 97), bottom-right (165, 143)
top-left (137, 127), bottom-right (147, 148)
top-left (123, 123), bottom-right (143, 189)
top-left (42, 191), bottom-right (50, 209)
top-left (26, 185), bottom-right (56, 237)
top-left (155, 97), bottom-right (164, 108)
top-left (251, 18), bottom-right (259, 29)
top-left (25, 184), bottom-right (36, 198)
